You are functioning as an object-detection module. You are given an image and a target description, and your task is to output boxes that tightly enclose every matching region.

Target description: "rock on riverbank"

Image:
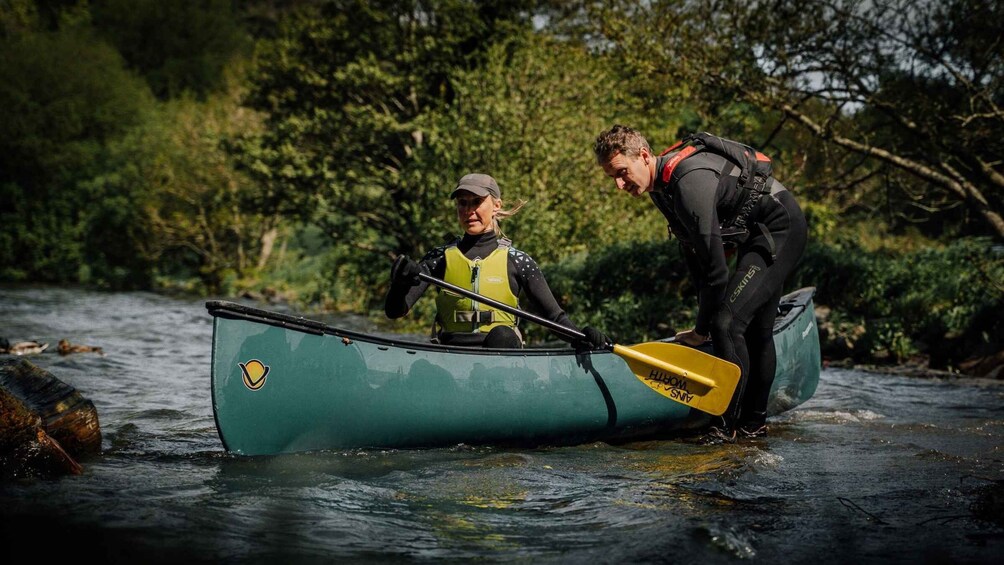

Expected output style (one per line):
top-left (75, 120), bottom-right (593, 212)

top-left (815, 306), bottom-right (1003, 379)
top-left (0, 358), bottom-right (101, 479)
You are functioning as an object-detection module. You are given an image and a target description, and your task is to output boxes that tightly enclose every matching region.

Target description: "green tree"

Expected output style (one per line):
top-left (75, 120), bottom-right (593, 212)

top-left (576, 0), bottom-right (1004, 239)
top-left (86, 67), bottom-right (275, 292)
top-left (234, 0), bottom-right (713, 314)
top-left (427, 35), bottom-right (663, 264)
top-left (91, 0), bottom-right (251, 99)
top-left (0, 0), bottom-right (40, 36)
top-left (147, 88), bottom-right (276, 292)
top-left (234, 1), bottom-right (540, 291)
top-left (0, 26), bottom-right (155, 284)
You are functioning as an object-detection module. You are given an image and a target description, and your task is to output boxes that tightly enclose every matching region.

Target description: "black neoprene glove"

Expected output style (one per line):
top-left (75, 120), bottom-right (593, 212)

top-left (391, 255), bottom-right (422, 286)
top-left (579, 326), bottom-right (612, 351)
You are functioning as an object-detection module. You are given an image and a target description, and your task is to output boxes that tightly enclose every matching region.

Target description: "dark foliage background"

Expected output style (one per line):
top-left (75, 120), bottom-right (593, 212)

top-left (1, 0), bottom-right (1000, 369)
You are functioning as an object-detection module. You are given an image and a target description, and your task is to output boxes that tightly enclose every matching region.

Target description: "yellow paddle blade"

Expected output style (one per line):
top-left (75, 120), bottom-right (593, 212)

top-left (612, 342), bottom-right (741, 416)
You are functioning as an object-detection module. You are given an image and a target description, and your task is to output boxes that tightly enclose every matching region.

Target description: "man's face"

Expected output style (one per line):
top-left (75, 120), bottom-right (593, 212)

top-left (600, 148), bottom-right (653, 197)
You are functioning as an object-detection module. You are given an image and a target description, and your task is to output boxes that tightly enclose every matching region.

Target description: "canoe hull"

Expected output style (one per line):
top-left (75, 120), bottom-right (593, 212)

top-left (209, 288), bottom-right (820, 455)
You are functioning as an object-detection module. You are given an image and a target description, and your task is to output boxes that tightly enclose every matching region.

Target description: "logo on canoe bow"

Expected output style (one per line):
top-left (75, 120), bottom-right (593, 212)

top-left (239, 359), bottom-right (270, 391)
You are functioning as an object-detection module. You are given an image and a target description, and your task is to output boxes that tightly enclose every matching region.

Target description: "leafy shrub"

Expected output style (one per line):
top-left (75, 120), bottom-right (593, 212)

top-left (793, 237), bottom-right (1002, 366)
top-left (543, 239), bottom-right (695, 344)
top-left (539, 236), bottom-right (1001, 366)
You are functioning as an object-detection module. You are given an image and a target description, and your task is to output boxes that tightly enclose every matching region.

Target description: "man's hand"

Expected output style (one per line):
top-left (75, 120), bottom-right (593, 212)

top-left (391, 255), bottom-right (422, 286)
top-left (674, 328), bottom-right (709, 347)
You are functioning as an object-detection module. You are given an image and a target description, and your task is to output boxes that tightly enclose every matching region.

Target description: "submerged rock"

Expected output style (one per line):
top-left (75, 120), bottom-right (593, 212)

top-left (0, 358), bottom-right (101, 479)
top-left (959, 349), bottom-right (1004, 379)
top-left (972, 479), bottom-right (1004, 526)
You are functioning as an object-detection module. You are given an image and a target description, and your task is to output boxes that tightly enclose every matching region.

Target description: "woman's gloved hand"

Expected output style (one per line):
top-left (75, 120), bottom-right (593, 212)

top-left (391, 255), bottom-right (422, 286)
top-left (577, 326), bottom-right (612, 351)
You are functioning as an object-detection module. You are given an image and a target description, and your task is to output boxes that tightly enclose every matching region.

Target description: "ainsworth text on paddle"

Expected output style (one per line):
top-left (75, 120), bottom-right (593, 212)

top-left (645, 370), bottom-right (695, 403)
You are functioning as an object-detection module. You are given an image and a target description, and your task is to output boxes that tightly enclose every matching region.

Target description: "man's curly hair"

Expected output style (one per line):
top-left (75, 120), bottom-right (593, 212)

top-left (593, 125), bottom-right (652, 164)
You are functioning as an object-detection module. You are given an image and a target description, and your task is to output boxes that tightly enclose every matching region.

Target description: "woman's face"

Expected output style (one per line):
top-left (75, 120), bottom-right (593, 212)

top-left (455, 190), bottom-right (501, 235)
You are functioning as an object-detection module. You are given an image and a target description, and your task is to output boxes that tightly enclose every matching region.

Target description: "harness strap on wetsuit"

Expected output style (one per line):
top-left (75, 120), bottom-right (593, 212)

top-left (658, 136), bottom-right (781, 258)
top-left (757, 222), bottom-right (776, 261)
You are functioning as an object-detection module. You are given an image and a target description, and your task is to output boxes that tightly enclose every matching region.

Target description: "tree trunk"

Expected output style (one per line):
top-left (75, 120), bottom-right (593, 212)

top-left (258, 227), bottom-right (279, 269)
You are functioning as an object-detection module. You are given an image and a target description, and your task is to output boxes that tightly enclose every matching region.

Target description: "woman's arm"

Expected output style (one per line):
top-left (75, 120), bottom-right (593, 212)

top-left (384, 249), bottom-right (446, 318)
top-left (509, 250), bottom-right (578, 340)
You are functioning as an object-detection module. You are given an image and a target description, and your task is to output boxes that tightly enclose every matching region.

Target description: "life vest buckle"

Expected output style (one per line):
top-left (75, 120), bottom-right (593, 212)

top-left (454, 311), bottom-right (495, 324)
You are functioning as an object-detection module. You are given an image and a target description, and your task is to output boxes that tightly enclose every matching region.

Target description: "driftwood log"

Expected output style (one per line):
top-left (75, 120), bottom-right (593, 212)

top-left (0, 358), bottom-right (101, 479)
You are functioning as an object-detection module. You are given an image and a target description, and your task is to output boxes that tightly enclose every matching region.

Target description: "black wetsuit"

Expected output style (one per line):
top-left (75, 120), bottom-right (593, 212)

top-left (384, 231), bottom-right (578, 346)
top-left (652, 150), bottom-right (808, 429)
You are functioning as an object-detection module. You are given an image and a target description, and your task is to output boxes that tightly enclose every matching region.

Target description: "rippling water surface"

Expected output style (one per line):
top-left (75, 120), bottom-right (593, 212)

top-left (1, 287), bottom-right (1002, 563)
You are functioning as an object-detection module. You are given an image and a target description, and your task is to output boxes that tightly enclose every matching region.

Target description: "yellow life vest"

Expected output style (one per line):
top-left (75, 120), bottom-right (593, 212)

top-left (434, 243), bottom-right (518, 334)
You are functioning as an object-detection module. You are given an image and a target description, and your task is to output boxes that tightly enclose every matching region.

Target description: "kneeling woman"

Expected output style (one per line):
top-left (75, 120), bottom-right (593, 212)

top-left (385, 173), bottom-right (604, 349)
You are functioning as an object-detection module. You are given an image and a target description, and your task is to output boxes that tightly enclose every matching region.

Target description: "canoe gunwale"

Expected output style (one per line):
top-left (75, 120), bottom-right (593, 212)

top-left (206, 286), bottom-right (815, 357)
top-left (207, 300), bottom-right (566, 356)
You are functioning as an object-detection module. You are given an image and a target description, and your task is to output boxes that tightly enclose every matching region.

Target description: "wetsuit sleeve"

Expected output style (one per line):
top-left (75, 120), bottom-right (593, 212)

top-left (674, 168), bottom-right (730, 335)
top-left (681, 243), bottom-right (704, 289)
top-left (384, 248), bottom-right (446, 319)
top-left (508, 251), bottom-right (579, 342)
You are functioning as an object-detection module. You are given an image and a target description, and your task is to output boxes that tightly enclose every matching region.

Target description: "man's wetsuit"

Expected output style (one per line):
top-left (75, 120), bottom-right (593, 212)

top-left (652, 150), bottom-right (808, 430)
top-left (385, 231), bottom-right (578, 347)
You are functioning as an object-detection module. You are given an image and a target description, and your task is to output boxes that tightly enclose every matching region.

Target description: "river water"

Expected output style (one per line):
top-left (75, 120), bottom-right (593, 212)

top-left (0, 286), bottom-right (1001, 563)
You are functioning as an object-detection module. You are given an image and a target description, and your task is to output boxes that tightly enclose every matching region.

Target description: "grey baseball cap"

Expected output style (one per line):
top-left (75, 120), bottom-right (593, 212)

top-left (450, 173), bottom-right (500, 200)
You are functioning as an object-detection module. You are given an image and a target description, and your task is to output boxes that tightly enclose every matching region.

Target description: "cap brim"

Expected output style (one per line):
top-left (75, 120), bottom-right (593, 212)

top-left (450, 186), bottom-right (492, 199)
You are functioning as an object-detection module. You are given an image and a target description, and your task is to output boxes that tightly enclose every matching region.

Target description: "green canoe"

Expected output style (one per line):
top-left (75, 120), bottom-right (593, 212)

top-left (207, 287), bottom-right (820, 455)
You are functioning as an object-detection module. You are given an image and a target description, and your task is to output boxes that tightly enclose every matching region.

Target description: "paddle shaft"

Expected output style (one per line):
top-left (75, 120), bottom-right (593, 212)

top-left (419, 272), bottom-right (720, 389)
top-left (417, 272), bottom-right (585, 342)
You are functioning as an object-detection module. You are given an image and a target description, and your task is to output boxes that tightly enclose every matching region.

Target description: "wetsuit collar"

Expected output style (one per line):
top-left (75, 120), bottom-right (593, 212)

top-left (653, 153), bottom-right (673, 193)
top-left (458, 230), bottom-right (498, 256)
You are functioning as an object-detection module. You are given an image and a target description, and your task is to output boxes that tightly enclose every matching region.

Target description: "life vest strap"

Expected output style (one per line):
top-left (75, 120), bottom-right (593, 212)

top-left (660, 133), bottom-right (777, 234)
top-left (661, 145), bottom-right (699, 183)
top-left (453, 311), bottom-right (496, 324)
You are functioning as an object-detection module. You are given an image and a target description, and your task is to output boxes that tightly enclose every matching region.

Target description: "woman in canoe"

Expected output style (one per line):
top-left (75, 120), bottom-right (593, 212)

top-left (385, 173), bottom-right (607, 349)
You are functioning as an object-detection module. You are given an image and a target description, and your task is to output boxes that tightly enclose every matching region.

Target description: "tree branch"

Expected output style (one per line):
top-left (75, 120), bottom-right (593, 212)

top-left (769, 97), bottom-right (1004, 237)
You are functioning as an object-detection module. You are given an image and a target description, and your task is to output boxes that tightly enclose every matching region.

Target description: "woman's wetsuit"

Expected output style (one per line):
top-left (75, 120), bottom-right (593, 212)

top-left (385, 231), bottom-right (578, 347)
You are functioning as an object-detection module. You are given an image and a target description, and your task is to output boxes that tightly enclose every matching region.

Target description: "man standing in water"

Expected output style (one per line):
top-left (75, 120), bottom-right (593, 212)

top-left (593, 125), bottom-right (807, 441)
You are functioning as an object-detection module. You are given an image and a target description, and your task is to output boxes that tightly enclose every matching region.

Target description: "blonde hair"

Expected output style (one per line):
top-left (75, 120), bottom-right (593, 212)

top-left (491, 197), bottom-right (526, 239)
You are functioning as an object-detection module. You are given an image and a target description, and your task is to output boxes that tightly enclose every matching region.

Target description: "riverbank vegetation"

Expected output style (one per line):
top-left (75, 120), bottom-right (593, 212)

top-left (1, 0), bottom-right (1001, 374)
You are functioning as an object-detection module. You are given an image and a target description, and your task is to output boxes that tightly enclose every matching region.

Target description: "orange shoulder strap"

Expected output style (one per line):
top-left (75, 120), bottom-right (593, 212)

top-left (660, 145), bottom-right (699, 183)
